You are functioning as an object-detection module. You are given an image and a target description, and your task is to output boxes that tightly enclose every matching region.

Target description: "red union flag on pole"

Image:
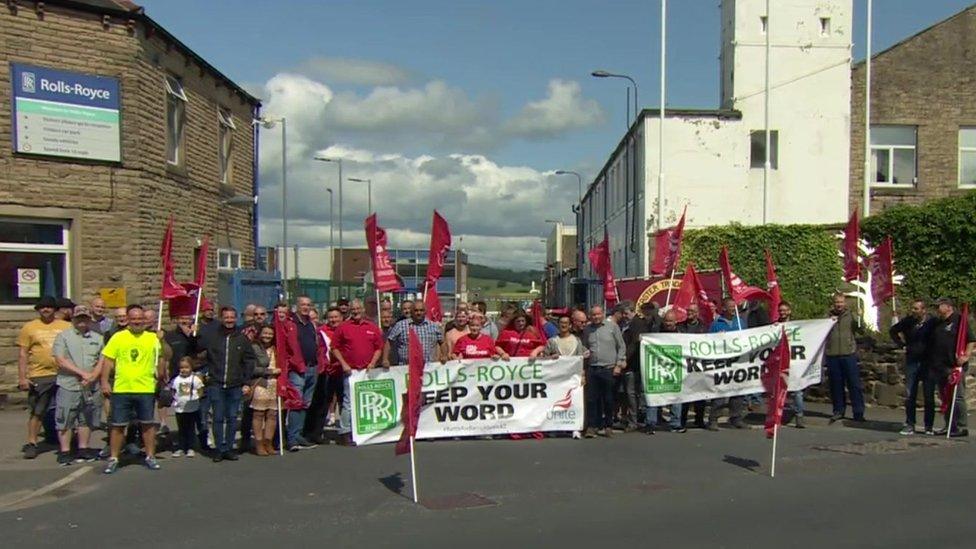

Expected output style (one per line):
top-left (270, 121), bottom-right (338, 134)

top-left (843, 208), bottom-right (860, 282)
top-left (423, 210), bottom-right (452, 322)
top-left (365, 213), bottom-right (403, 292)
top-left (395, 328), bottom-right (426, 456)
top-left (942, 303), bottom-right (971, 414)
top-left (159, 217), bottom-right (188, 300)
top-left (765, 249), bottom-right (782, 322)
top-left (651, 206), bottom-right (686, 276)
top-left (866, 236), bottom-right (894, 304)
top-left (670, 263), bottom-right (715, 326)
top-left (588, 229), bottom-right (618, 307)
top-left (719, 247), bottom-right (771, 305)
top-left (762, 328), bottom-right (791, 439)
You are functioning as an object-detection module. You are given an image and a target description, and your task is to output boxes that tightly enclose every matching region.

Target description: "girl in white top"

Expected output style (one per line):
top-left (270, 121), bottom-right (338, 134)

top-left (169, 357), bottom-right (204, 457)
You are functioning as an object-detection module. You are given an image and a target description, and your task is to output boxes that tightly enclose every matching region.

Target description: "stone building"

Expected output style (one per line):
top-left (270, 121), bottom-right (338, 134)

top-left (0, 0), bottom-right (260, 395)
top-left (850, 4), bottom-right (976, 214)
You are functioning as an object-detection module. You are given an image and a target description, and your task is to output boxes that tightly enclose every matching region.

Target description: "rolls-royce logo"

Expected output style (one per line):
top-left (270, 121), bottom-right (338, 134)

top-left (22, 72), bottom-right (36, 93)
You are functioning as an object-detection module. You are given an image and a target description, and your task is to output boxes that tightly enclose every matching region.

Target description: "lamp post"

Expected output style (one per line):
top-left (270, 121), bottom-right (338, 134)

top-left (348, 177), bottom-right (372, 215)
top-left (253, 116), bottom-right (287, 297)
top-left (554, 170), bottom-right (584, 298)
top-left (326, 187), bottom-right (335, 286)
top-left (592, 70), bottom-right (638, 129)
top-left (314, 156), bottom-right (343, 290)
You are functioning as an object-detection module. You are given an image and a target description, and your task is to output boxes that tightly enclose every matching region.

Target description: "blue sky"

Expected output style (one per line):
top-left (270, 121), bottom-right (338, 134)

top-left (141, 0), bottom-right (976, 267)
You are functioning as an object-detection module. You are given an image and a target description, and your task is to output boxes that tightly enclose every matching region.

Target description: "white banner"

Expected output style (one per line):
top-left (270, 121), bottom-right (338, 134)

top-left (641, 319), bottom-right (835, 406)
top-left (350, 357), bottom-right (585, 446)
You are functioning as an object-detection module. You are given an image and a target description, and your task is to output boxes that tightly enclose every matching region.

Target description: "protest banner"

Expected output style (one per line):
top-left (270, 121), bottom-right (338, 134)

top-left (350, 356), bottom-right (584, 446)
top-left (640, 319), bottom-right (834, 406)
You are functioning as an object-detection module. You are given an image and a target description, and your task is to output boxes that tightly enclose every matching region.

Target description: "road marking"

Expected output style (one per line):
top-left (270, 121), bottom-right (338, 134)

top-left (0, 466), bottom-right (92, 510)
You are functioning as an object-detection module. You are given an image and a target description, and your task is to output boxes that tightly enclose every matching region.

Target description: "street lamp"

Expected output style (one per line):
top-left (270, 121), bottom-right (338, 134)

top-left (347, 177), bottom-right (372, 215)
top-left (313, 156), bottom-right (343, 290)
top-left (253, 116), bottom-right (288, 297)
top-left (326, 187), bottom-right (335, 286)
top-left (554, 170), bottom-right (582, 203)
top-left (555, 170), bottom-right (584, 298)
top-left (591, 70), bottom-right (638, 129)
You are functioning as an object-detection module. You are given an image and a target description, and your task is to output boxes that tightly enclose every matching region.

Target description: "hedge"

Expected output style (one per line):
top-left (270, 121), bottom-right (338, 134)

top-left (862, 191), bottom-right (976, 304)
top-left (680, 224), bottom-right (842, 319)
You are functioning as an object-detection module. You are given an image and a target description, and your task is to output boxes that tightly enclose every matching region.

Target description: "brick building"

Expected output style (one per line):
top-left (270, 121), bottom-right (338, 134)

top-left (850, 5), bottom-right (976, 214)
top-left (0, 0), bottom-right (260, 394)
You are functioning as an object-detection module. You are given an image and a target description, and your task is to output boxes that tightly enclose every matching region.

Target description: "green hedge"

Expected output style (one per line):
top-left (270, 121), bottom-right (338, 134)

top-left (681, 224), bottom-right (842, 319)
top-left (862, 191), bottom-right (976, 304)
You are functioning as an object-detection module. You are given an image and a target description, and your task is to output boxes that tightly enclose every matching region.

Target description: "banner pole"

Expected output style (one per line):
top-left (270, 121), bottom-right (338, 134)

top-left (191, 289), bottom-right (203, 337)
top-left (156, 299), bottom-right (165, 332)
top-left (409, 435), bottom-right (419, 503)
top-left (277, 396), bottom-right (284, 456)
top-left (771, 423), bottom-right (778, 478)
top-left (734, 305), bottom-right (743, 330)
top-left (664, 266), bottom-right (677, 308)
top-left (947, 382), bottom-right (959, 440)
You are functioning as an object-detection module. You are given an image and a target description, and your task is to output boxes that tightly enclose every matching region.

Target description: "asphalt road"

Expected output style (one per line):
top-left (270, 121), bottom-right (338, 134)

top-left (1, 405), bottom-right (973, 548)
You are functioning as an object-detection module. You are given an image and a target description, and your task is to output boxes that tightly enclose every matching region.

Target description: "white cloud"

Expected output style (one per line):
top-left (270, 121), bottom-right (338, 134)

top-left (504, 79), bottom-right (604, 139)
top-left (296, 56), bottom-right (411, 86)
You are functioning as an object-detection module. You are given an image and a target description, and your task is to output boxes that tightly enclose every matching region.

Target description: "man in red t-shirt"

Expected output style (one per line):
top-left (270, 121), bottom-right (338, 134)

top-left (452, 314), bottom-right (502, 359)
top-left (332, 299), bottom-right (384, 444)
top-left (305, 307), bottom-right (345, 443)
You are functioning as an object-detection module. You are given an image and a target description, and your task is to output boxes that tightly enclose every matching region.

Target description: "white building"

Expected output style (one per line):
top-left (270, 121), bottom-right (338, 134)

top-left (579, 0), bottom-right (852, 296)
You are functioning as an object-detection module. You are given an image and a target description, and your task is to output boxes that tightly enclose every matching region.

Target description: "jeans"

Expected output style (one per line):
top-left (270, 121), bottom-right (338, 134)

top-left (615, 370), bottom-right (640, 426)
top-left (175, 411), bottom-right (199, 452)
top-left (827, 355), bottom-right (865, 418)
top-left (207, 386), bottom-right (243, 454)
top-left (904, 360), bottom-right (935, 428)
top-left (680, 401), bottom-right (706, 426)
top-left (709, 397), bottom-right (744, 425)
top-left (339, 376), bottom-right (353, 435)
top-left (934, 368), bottom-right (968, 431)
top-left (647, 403), bottom-right (683, 429)
top-left (287, 369), bottom-right (317, 444)
top-left (585, 367), bottom-right (616, 430)
top-left (787, 391), bottom-right (805, 417)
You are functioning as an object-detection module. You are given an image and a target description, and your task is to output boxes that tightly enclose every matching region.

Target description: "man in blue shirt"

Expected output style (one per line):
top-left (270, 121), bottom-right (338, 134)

top-left (384, 302), bottom-right (444, 365)
top-left (706, 298), bottom-right (747, 430)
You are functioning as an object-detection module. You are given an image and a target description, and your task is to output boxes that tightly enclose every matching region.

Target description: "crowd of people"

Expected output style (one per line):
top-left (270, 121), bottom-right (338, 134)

top-left (14, 289), bottom-right (974, 474)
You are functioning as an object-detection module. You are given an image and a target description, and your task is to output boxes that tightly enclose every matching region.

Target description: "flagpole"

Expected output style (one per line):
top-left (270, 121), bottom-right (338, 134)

top-left (770, 423), bottom-right (778, 478)
top-left (947, 382), bottom-right (959, 440)
top-left (664, 266), bottom-right (677, 308)
top-left (277, 396), bottom-right (284, 456)
top-left (191, 290), bottom-right (203, 337)
top-left (156, 299), bottom-right (164, 332)
top-left (409, 435), bottom-right (419, 503)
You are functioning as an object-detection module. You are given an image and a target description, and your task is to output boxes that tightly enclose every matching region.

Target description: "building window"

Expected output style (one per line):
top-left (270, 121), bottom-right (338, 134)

top-left (870, 125), bottom-right (916, 186)
top-left (959, 128), bottom-right (976, 187)
top-left (217, 248), bottom-right (241, 271)
top-left (218, 108), bottom-right (236, 184)
top-left (760, 15), bottom-right (768, 34)
top-left (165, 75), bottom-right (188, 166)
top-left (819, 17), bottom-right (831, 37)
top-left (750, 130), bottom-right (779, 169)
top-left (0, 218), bottom-right (70, 307)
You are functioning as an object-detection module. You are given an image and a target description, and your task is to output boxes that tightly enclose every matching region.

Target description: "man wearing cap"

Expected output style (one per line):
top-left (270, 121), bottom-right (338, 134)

top-left (55, 297), bottom-right (75, 322)
top-left (18, 296), bottom-right (72, 459)
top-left (52, 306), bottom-right (104, 465)
top-left (926, 298), bottom-right (976, 437)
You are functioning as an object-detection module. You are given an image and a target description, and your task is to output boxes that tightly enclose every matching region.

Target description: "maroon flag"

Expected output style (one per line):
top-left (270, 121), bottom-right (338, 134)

top-left (719, 247), bottom-right (771, 305)
top-left (843, 209), bottom-right (860, 282)
top-left (588, 229), bottom-right (618, 307)
top-left (866, 236), bottom-right (894, 304)
top-left (531, 299), bottom-right (546, 337)
top-left (365, 214), bottom-right (403, 292)
top-left (274, 315), bottom-right (305, 411)
top-left (424, 211), bottom-right (452, 322)
top-left (160, 217), bottom-right (188, 300)
top-left (762, 328), bottom-right (791, 439)
top-left (941, 303), bottom-right (970, 413)
top-left (651, 206), bottom-right (686, 276)
top-left (671, 263), bottom-right (716, 326)
top-left (395, 328), bottom-right (426, 456)
top-left (765, 249), bottom-right (782, 322)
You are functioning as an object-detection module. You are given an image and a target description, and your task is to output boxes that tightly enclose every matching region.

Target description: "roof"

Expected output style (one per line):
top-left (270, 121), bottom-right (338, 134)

top-left (46, 0), bottom-right (260, 105)
top-left (853, 3), bottom-right (976, 69)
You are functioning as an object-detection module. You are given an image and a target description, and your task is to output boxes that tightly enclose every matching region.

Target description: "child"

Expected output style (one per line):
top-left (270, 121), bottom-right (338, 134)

top-left (169, 357), bottom-right (204, 457)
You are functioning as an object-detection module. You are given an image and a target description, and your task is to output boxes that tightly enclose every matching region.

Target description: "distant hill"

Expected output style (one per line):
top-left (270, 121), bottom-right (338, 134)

top-left (467, 264), bottom-right (543, 287)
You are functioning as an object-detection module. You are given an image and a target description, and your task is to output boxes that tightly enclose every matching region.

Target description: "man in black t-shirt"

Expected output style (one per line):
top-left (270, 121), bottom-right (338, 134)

top-left (926, 298), bottom-right (975, 437)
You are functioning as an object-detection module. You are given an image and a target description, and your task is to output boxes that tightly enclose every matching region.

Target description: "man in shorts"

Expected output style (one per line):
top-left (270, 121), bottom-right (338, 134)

top-left (52, 305), bottom-right (104, 465)
top-left (17, 295), bottom-right (71, 459)
top-left (100, 305), bottom-right (165, 474)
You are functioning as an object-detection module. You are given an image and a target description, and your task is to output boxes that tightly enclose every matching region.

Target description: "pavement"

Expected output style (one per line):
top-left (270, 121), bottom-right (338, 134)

top-left (0, 402), bottom-right (973, 548)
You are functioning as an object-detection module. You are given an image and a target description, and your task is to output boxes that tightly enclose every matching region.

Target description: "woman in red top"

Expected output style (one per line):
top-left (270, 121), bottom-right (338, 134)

top-left (496, 310), bottom-right (546, 358)
top-left (451, 314), bottom-right (503, 359)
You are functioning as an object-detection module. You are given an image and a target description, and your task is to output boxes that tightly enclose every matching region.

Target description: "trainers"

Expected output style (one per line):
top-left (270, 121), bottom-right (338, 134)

top-left (934, 427), bottom-right (949, 436)
top-left (144, 456), bottom-right (161, 470)
top-left (222, 451), bottom-right (239, 461)
top-left (571, 430), bottom-right (581, 440)
top-left (950, 429), bottom-right (969, 438)
top-left (829, 413), bottom-right (843, 424)
top-left (57, 451), bottom-right (73, 467)
top-left (671, 426), bottom-right (687, 434)
top-left (98, 445), bottom-right (111, 459)
top-left (171, 449), bottom-right (185, 458)
top-left (23, 443), bottom-right (39, 460)
top-left (924, 428), bottom-right (935, 436)
top-left (706, 422), bottom-right (719, 432)
top-left (899, 425), bottom-right (916, 436)
top-left (103, 457), bottom-right (120, 475)
top-left (601, 427), bottom-right (613, 438)
top-left (582, 428), bottom-right (595, 439)
top-left (296, 437), bottom-right (318, 450)
top-left (795, 416), bottom-right (806, 429)
top-left (185, 449), bottom-right (196, 458)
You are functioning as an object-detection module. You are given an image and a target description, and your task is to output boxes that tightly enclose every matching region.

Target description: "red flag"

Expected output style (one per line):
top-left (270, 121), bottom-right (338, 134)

top-left (941, 303), bottom-right (970, 414)
top-left (588, 229), bottom-right (618, 307)
top-left (160, 217), bottom-right (188, 300)
top-left (719, 247), bottom-right (771, 305)
top-left (765, 249), bottom-right (782, 323)
top-left (274, 315), bottom-right (305, 411)
top-left (843, 209), bottom-right (860, 282)
top-left (424, 211), bottom-right (452, 322)
top-left (395, 328), bottom-right (426, 456)
top-left (762, 328), bottom-right (791, 439)
top-left (365, 214), bottom-right (403, 292)
top-left (651, 206), bottom-right (686, 276)
top-left (531, 299), bottom-right (546, 337)
top-left (671, 263), bottom-right (716, 326)
top-left (195, 235), bottom-right (209, 289)
top-left (866, 236), bottom-right (894, 304)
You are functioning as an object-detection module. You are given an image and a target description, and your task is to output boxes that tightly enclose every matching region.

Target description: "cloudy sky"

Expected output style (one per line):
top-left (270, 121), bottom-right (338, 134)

top-left (142, 0), bottom-right (971, 268)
